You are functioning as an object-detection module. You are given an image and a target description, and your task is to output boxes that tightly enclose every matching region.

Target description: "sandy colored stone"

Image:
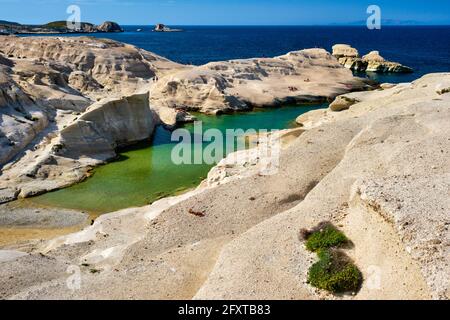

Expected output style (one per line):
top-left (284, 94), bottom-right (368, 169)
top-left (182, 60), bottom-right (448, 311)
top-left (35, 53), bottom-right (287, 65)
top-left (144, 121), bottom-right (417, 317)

top-left (151, 49), bottom-right (371, 114)
top-left (1, 38), bottom-right (371, 202)
top-left (0, 36), bottom-right (186, 200)
top-left (329, 95), bottom-right (359, 111)
top-left (0, 37), bottom-right (447, 300)
top-left (363, 51), bottom-right (386, 62)
top-left (1, 73), bottom-right (446, 300)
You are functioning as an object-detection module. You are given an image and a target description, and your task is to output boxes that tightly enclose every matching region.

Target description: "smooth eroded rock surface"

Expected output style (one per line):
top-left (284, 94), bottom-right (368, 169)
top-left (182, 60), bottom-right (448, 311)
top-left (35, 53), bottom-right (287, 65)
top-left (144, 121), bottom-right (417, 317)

top-left (1, 73), bottom-right (447, 300)
top-left (0, 36), bottom-right (184, 200)
top-left (151, 49), bottom-right (372, 114)
top-left (0, 37), bottom-right (370, 201)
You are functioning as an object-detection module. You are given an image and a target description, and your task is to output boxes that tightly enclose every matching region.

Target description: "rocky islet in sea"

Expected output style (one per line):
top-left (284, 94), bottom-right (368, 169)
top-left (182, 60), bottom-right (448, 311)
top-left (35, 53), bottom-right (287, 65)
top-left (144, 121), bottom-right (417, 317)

top-left (332, 44), bottom-right (414, 73)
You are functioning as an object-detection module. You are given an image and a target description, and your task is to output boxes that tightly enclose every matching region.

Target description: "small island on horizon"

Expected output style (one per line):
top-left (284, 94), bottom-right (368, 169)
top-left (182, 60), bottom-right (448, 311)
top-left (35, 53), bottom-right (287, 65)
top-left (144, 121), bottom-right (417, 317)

top-left (0, 20), bottom-right (123, 34)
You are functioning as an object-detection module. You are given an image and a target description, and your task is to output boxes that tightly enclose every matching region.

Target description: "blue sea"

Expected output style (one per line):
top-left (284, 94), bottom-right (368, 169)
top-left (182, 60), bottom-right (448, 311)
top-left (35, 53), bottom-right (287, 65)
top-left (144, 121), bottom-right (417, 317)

top-left (27, 25), bottom-right (450, 84)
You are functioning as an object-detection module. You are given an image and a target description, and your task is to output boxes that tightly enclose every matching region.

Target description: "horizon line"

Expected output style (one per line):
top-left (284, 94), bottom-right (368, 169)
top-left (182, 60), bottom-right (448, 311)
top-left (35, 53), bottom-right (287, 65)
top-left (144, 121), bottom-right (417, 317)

top-left (9, 23), bottom-right (450, 27)
top-left (2, 19), bottom-right (450, 27)
top-left (4, 19), bottom-right (450, 28)
top-left (121, 24), bottom-right (450, 26)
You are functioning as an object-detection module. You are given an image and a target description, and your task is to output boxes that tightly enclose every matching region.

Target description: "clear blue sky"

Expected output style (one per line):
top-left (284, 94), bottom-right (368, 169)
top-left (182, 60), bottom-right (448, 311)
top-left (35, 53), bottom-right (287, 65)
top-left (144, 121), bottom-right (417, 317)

top-left (1, 0), bottom-right (449, 25)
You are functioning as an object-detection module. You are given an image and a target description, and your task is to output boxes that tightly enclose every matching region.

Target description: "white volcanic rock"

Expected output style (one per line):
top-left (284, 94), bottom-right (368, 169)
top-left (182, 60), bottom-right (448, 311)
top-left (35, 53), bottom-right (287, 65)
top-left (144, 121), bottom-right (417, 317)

top-left (329, 95), bottom-right (359, 111)
top-left (332, 44), bottom-right (360, 58)
top-left (0, 36), bottom-right (185, 200)
top-left (0, 35), bottom-right (183, 164)
top-left (362, 50), bottom-right (385, 62)
top-left (0, 41), bottom-right (373, 198)
top-left (68, 71), bottom-right (104, 92)
top-left (1, 73), bottom-right (447, 300)
top-left (0, 36), bottom-right (184, 98)
top-left (58, 92), bottom-right (156, 159)
top-left (0, 37), bottom-right (372, 203)
top-left (0, 64), bottom-right (54, 166)
top-left (2, 38), bottom-right (447, 301)
top-left (0, 93), bottom-right (157, 199)
top-left (333, 44), bottom-right (413, 73)
top-left (151, 49), bottom-right (372, 114)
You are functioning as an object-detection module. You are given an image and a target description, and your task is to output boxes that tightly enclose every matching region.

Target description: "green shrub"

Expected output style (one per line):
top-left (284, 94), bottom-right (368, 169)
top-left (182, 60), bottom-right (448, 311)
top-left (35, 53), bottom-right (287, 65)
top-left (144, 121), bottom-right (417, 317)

top-left (302, 222), bottom-right (362, 294)
top-left (307, 249), bottom-right (362, 293)
top-left (305, 224), bottom-right (348, 252)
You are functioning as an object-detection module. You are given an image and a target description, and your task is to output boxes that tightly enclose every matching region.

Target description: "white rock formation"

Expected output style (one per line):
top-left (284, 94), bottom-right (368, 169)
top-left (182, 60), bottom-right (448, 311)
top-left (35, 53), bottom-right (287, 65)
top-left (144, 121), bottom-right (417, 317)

top-left (151, 49), bottom-right (372, 114)
top-left (332, 44), bottom-right (360, 58)
top-left (0, 37), bottom-right (371, 201)
top-left (0, 36), bottom-right (185, 200)
top-left (1, 73), bottom-right (448, 300)
top-left (58, 92), bottom-right (156, 159)
top-left (2, 37), bottom-right (446, 300)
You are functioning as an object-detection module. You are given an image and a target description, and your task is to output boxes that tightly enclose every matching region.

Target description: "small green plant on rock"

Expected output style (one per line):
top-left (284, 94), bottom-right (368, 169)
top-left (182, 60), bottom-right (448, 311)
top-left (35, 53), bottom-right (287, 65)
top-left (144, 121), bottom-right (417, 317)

top-left (301, 222), bottom-right (362, 294)
top-left (305, 224), bottom-right (348, 252)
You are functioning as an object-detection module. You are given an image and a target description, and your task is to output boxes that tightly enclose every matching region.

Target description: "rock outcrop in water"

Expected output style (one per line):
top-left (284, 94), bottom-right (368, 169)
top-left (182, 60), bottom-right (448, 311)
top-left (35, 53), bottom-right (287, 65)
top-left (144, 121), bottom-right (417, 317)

top-left (154, 24), bottom-right (182, 32)
top-left (151, 49), bottom-right (372, 115)
top-left (332, 44), bottom-right (413, 73)
top-left (0, 73), bottom-right (448, 300)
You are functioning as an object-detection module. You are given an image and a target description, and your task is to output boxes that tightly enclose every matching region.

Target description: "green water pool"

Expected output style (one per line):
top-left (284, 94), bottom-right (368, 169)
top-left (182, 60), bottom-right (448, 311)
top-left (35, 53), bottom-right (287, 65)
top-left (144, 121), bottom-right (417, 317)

top-left (29, 104), bottom-right (326, 214)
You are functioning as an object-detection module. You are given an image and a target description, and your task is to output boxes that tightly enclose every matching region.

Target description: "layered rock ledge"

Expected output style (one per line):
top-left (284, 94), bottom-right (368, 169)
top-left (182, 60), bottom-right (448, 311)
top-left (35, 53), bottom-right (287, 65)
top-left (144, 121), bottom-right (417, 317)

top-left (0, 36), bottom-right (372, 201)
top-left (151, 49), bottom-right (372, 115)
top-left (0, 36), bottom-right (185, 200)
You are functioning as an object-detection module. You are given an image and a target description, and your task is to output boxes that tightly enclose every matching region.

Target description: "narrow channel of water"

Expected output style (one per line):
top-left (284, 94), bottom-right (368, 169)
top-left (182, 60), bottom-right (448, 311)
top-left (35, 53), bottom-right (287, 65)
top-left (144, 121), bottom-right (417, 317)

top-left (28, 104), bottom-right (326, 214)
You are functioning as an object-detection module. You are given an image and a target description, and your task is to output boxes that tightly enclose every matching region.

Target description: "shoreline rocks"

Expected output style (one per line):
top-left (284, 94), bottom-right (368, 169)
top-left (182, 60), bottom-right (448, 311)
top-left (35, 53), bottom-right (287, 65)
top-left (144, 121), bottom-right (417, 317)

top-left (332, 44), bottom-right (413, 73)
top-left (154, 24), bottom-right (183, 32)
top-left (0, 33), bottom-right (447, 299)
top-left (0, 36), bottom-right (185, 201)
top-left (151, 49), bottom-right (373, 114)
top-left (96, 21), bottom-right (123, 33)
top-left (58, 92), bottom-right (156, 160)
top-left (0, 73), bottom-right (448, 300)
top-left (0, 36), bottom-right (376, 204)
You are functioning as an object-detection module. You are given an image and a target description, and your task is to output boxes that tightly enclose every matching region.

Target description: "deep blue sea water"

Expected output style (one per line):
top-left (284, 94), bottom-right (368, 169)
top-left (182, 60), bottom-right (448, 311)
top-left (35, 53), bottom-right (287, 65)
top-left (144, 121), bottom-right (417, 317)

top-left (25, 25), bottom-right (450, 84)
